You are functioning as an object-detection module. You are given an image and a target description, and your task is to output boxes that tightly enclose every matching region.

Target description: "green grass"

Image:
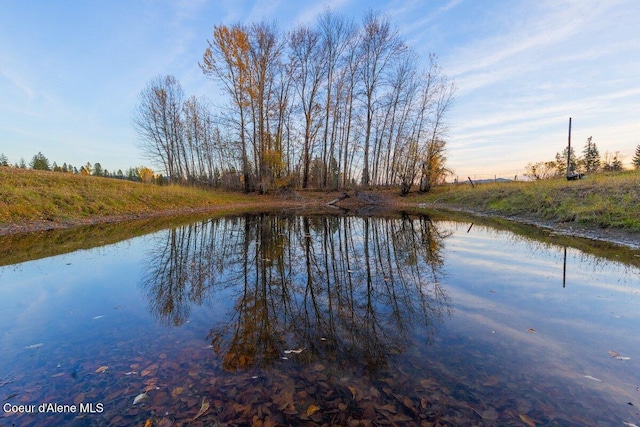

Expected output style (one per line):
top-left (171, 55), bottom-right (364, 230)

top-left (0, 167), bottom-right (259, 223)
top-left (409, 169), bottom-right (640, 231)
top-left (2, 167), bottom-right (640, 234)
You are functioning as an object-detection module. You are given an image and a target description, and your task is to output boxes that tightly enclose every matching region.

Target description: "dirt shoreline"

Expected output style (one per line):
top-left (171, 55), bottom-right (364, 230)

top-left (0, 200), bottom-right (322, 237)
top-left (2, 197), bottom-right (639, 250)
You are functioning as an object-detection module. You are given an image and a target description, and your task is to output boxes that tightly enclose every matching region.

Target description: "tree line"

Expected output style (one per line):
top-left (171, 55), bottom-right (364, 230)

top-left (524, 138), bottom-right (640, 180)
top-left (134, 10), bottom-right (455, 194)
top-left (0, 151), bottom-right (161, 183)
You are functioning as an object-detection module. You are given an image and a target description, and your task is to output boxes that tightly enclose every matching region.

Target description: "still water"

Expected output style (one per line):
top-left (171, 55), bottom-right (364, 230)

top-left (1, 213), bottom-right (639, 426)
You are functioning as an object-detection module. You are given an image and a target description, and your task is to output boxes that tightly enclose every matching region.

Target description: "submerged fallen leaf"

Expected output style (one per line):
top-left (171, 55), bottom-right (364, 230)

top-left (133, 392), bottom-right (148, 405)
top-left (93, 315), bottom-right (104, 320)
top-left (527, 328), bottom-right (536, 333)
top-left (143, 419), bottom-right (152, 427)
top-left (193, 398), bottom-right (209, 421)
top-left (483, 375), bottom-right (499, 386)
top-left (481, 408), bottom-right (499, 420)
top-left (74, 393), bottom-right (85, 406)
top-left (171, 387), bottom-right (184, 398)
top-left (284, 348), bottom-right (306, 355)
top-left (306, 404), bottom-right (320, 417)
top-left (95, 366), bottom-right (108, 374)
top-left (378, 404), bottom-right (397, 413)
top-left (584, 375), bottom-right (603, 382)
top-left (348, 386), bottom-right (357, 398)
top-left (519, 413), bottom-right (537, 427)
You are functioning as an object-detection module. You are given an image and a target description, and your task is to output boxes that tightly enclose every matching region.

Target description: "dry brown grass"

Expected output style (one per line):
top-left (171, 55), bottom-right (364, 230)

top-left (411, 170), bottom-right (640, 231)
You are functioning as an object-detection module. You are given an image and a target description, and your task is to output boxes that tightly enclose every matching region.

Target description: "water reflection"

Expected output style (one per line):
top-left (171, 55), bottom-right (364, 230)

top-left (3, 213), bottom-right (639, 426)
top-left (140, 214), bottom-right (451, 372)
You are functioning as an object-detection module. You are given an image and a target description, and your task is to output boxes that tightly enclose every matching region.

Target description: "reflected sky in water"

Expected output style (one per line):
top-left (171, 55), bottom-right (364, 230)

top-left (0, 214), bottom-right (639, 426)
top-left (441, 223), bottom-right (640, 404)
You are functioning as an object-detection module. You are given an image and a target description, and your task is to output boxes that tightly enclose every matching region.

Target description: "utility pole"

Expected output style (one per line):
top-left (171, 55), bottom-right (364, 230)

top-left (565, 117), bottom-right (582, 180)
top-left (566, 117), bottom-right (572, 178)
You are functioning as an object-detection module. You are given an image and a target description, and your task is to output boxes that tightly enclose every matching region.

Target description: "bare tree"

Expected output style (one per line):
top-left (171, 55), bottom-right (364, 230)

top-left (289, 24), bottom-right (326, 189)
top-left (184, 10), bottom-right (455, 193)
top-left (247, 22), bottom-right (285, 192)
top-left (357, 10), bottom-right (406, 186)
top-left (201, 24), bottom-right (253, 192)
top-left (133, 75), bottom-right (185, 182)
top-left (420, 61), bottom-right (455, 192)
top-left (317, 10), bottom-right (356, 189)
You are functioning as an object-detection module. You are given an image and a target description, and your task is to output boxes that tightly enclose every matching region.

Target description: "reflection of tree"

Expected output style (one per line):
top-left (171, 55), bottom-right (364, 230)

top-left (140, 218), bottom-right (245, 326)
top-left (141, 213), bottom-right (451, 372)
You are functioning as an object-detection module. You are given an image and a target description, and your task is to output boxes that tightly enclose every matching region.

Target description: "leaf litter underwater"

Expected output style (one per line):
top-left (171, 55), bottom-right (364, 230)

top-left (1, 213), bottom-right (639, 426)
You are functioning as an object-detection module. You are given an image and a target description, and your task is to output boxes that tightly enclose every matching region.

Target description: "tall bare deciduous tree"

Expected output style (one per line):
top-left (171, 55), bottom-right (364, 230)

top-left (317, 10), bottom-right (356, 189)
top-left (289, 24), bottom-right (326, 188)
top-left (135, 10), bottom-right (456, 193)
top-left (134, 75), bottom-right (225, 186)
top-left (133, 75), bottom-right (185, 182)
top-left (201, 24), bottom-right (252, 192)
top-left (247, 22), bottom-right (284, 193)
top-left (357, 10), bottom-right (407, 186)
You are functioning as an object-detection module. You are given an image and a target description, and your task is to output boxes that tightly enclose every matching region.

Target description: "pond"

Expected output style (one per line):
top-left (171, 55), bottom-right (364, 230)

top-left (1, 213), bottom-right (639, 426)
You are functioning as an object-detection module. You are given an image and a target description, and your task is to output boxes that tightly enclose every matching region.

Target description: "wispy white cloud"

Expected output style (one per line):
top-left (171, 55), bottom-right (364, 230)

top-left (0, 0), bottom-right (637, 175)
top-left (246, 0), bottom-right (284, 23)
top-left (432, 0), bottom-right (640, 176)
top-left (388, 0), bottom-right (464, 38)
top-left (0, 68), bottom-right (35, 101)
top-left (293, 0), bottom-right (352, 25)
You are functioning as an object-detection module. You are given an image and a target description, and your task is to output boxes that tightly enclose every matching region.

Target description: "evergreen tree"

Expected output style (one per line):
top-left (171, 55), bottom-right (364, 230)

top-left (603, 151), bottom-right (624, 172)
top-left (582, 136), bottom-right (600, 173)
top-left (30, 152), bottom-right (50, 170)
top-left (612, 153), bottom-right (624, 172)
top-left (0, 153), bottom-right (8, 166)
top-left (555, 147), bottom-right (578, 175)
top-left (93, 162), bottom-right (103, 176)
top-left (632, 144), bottom-right (640, 169)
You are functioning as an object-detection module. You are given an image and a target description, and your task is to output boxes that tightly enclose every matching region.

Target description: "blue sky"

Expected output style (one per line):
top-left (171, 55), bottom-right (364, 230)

top-left (1, 0), bottom-right (638, 179)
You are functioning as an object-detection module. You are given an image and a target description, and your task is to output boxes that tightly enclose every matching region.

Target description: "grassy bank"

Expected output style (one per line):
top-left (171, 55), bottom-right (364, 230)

top-left (2, 167), bottom-right (640, 236)
top-left (0, 167), bottom-right (261, 224)
top-left (411, 170), bottom-right (640, 231)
